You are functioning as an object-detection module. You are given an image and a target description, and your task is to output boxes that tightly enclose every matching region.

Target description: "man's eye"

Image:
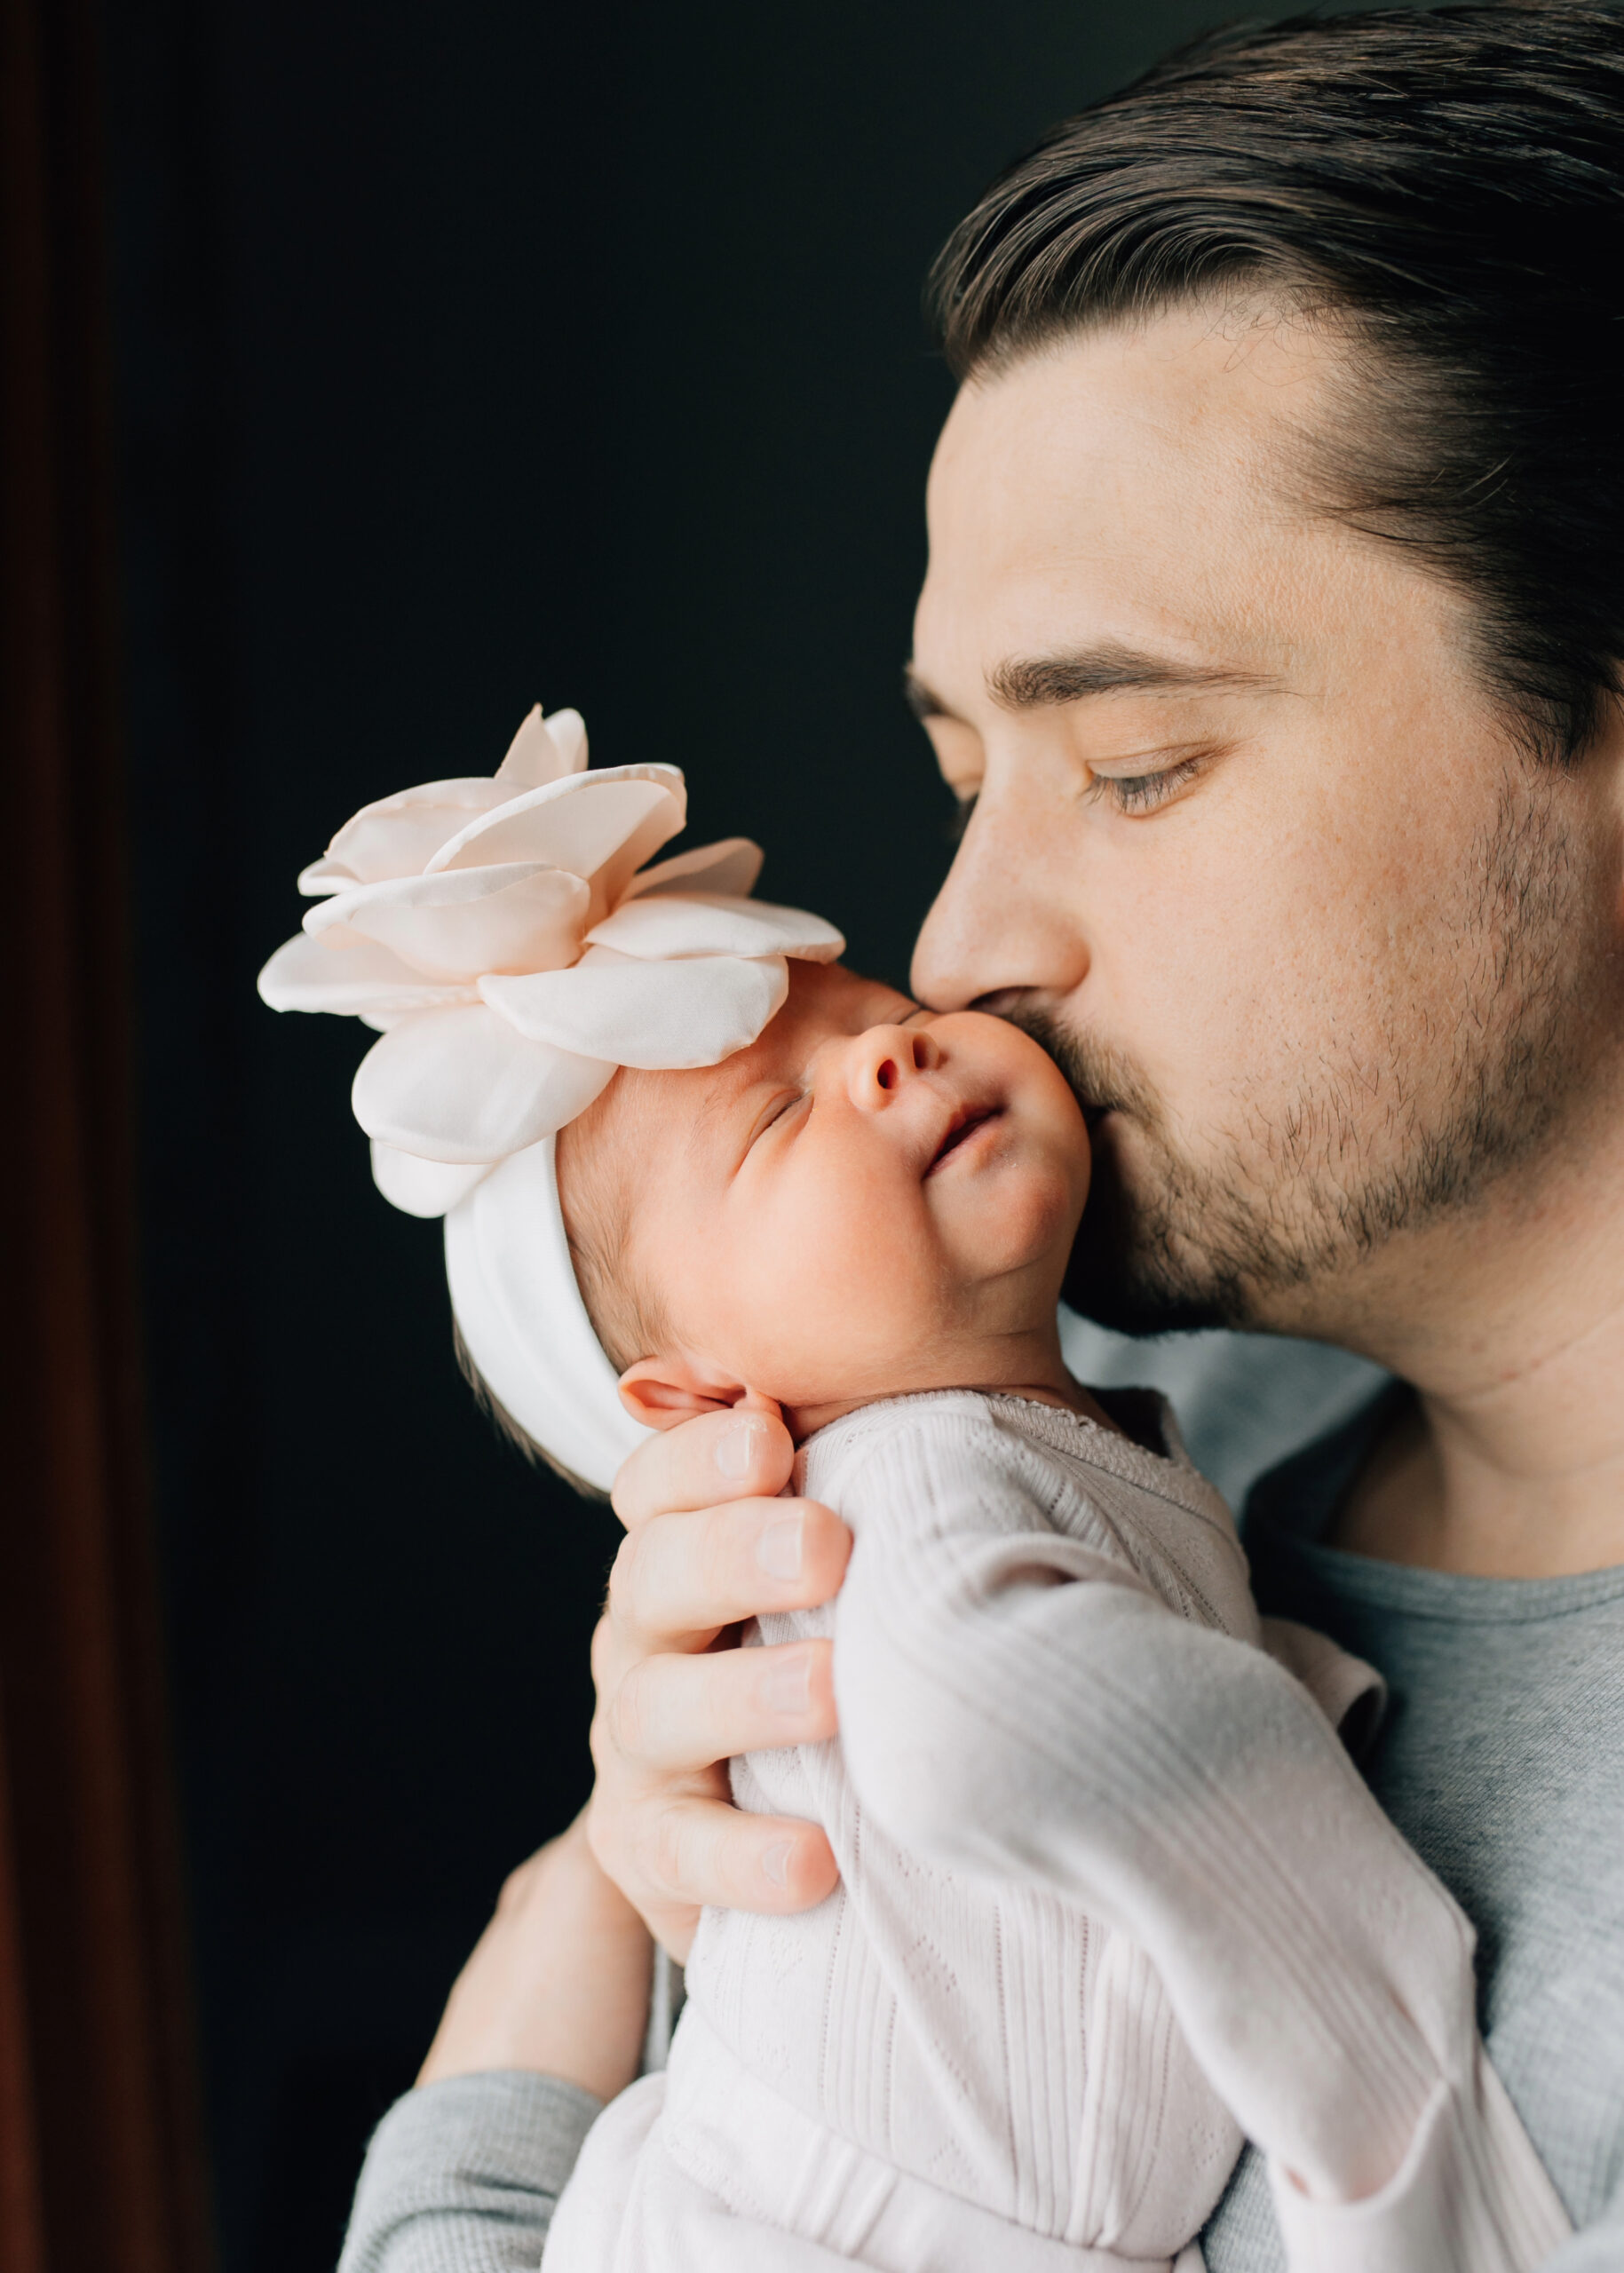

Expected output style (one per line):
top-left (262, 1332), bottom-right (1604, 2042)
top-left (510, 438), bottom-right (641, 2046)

top-left (1088, 753), bottom-right (1207, 816)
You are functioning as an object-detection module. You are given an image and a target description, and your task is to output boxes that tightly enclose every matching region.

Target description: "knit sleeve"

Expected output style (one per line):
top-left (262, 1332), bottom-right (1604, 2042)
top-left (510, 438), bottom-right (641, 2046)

top-left (337, 2071), bottom-right (599, 2273)
top-left (830, 1414), bottom-right (1570, 2273)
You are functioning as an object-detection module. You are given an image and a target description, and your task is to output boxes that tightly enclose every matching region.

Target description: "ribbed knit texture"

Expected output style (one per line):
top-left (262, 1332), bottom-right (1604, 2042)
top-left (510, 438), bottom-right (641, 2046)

top-left (817, 1394), bottom-right (1566, 2270)
top-left (339, 2071), bottom-right (599, 2273)
top-left (546, 1390), bottom-right (1568, 2271)
top-left (686, 1393), bottom-right (1257, 2262)
top-left (333, 1376), bottom-right (1592, 2273)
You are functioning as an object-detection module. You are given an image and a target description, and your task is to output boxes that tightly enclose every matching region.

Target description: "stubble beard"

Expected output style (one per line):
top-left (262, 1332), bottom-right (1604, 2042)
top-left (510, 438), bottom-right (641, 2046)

top-left (1021, 772), bottom-right (1599, 1341)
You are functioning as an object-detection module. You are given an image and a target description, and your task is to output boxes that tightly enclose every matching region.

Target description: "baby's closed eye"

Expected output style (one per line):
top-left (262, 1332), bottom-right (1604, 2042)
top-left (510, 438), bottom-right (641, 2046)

top-left (747, 1089), bottom-right (809, 1151)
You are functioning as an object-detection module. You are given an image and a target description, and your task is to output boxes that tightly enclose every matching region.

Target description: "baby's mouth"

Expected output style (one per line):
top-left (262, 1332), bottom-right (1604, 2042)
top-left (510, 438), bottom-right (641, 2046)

top-left (926, 1103), bottom-right (1002, 1174)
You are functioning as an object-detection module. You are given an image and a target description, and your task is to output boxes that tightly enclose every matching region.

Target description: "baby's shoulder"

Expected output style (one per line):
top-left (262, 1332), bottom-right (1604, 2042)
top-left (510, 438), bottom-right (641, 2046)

top-left (796, 1389), bottom-right (1046, 1505)
top-left (797, 1390), bottom-right (1137, 1560)
top-left (798, 1390), bottom-right (1258, 1640)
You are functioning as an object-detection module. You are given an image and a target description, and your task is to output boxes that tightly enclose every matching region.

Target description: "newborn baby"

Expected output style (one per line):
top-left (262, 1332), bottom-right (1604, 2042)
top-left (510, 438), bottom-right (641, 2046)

top-left (259, 719), bottom-right (1563, 2273)
top-left (537, 961), bottom-right (1555, 2273)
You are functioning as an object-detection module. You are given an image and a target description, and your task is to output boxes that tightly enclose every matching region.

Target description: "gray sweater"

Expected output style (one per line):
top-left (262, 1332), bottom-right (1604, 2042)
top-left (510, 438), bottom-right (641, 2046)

top-left (338, 1329), bottom-right (1624, 2272)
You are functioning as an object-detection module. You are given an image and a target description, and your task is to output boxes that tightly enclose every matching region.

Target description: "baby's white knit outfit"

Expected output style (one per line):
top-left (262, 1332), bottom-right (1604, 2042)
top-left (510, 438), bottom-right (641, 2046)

top-left (543, 1391), bottom-right (1568, 2273)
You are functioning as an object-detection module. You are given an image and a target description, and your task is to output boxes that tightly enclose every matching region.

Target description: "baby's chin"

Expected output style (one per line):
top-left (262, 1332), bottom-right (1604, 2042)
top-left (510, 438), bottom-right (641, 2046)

top-left (932, 1124), bottom-right (1088, 1264)
top-left (749, 1261), bottom-right (1080, 1433)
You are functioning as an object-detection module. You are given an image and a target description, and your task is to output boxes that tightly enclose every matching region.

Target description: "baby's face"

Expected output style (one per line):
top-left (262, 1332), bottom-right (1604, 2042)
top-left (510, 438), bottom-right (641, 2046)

top-left (584, 961), bottom-right (1089, 1414)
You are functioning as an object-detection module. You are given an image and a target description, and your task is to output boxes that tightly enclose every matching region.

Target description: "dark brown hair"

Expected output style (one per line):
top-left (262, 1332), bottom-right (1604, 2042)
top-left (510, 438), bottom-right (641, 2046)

top-left (930, 2), bottom-right (1624, 760)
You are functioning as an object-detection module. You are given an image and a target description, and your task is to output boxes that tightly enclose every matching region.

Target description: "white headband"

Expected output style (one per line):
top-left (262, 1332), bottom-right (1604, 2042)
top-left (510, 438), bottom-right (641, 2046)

top-left (258, 706), bottom-right (844, 1490)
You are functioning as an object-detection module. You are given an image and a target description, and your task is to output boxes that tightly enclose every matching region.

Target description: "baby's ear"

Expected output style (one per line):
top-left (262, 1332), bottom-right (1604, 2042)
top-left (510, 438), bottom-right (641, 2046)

top-left (618, 1355), bottom-right (749, 1431)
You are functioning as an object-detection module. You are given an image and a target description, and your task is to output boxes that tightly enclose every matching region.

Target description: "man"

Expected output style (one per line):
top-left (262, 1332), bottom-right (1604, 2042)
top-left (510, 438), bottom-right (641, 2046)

top-left (342, 7), bottom-right (1624, 2266)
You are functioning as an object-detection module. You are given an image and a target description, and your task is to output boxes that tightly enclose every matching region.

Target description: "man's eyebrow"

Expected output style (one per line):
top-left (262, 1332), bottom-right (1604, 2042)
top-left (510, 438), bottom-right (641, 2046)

top-left (904, 645), bottom-right (1283, 721)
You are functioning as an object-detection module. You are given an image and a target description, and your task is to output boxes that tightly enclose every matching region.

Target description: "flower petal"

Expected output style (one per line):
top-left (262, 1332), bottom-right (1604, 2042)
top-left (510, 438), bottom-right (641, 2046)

top-left (480, 948), bottom-right (788, 1068)
top-left (538, 707), bottom-right (587, 773)
top-left (588, 891), bottom-right (844, 964)
top-left (495, 704), bottom-right (589, 789)
top-left (326, 777), bottom-right (515, 883)
top-left (351, 1007), bottom-right (614, 1161)
top-left (304, 863), bottom-right (590, 980)
top-left (257, 931), bottom-right (479, 1016)
top-left (298, 856), bottom-right (362, 897)
top-left (425, 766), bottom-right (686, 916)
top-left (369, 1142), bottom-right (494, 1218)
top-left (625, 836), bottom-right (764, 901)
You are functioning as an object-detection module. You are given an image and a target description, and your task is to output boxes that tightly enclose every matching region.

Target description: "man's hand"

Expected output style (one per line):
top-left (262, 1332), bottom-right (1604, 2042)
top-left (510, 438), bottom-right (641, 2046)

top-left (418, 1813), bottom-right (652, 2103)
top-left (588, 1402), bottom-right (852, 1960)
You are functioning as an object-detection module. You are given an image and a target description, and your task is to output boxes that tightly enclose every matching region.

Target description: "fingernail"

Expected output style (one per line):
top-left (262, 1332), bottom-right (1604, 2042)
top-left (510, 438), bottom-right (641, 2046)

top-left (761, 1841), bottom-right (793, 1886)
top-left (760, 1654), bottom-right (812, 1715)
top-left (715, 1418), bottom-right (761, 1480)
top-left (757, 1514), bottom-right (804, 1583)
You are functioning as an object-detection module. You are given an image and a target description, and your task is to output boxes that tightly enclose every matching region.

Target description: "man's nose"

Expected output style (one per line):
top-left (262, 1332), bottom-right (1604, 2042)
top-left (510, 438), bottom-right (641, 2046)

top-left (911, 787), bottom-right (1090, 1012)
top-left (845, 1023), bottom-right (941, 1112)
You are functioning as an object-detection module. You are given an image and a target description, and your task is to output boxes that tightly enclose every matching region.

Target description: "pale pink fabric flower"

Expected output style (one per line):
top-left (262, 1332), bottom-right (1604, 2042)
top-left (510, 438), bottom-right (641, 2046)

top-left (257, 707), bottom-right (843, 1221)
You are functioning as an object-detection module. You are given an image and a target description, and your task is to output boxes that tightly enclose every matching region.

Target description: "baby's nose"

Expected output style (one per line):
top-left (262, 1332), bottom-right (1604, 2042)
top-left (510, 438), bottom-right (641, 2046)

top-left (847, 1023), bottom-right (940, 1109)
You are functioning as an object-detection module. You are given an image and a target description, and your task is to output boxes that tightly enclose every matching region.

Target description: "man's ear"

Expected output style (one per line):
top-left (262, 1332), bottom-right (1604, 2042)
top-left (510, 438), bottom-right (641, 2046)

top-left (618, 1354), bottom-right (750, 1431)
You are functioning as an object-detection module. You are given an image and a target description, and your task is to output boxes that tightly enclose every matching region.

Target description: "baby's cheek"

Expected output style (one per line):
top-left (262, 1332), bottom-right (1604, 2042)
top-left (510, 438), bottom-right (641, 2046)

top-left (723, 1185), bottom-right (875, 1371)
top-left (703, 1153), bottom-right (943, 1403)
top-left (811, 1204), bottom-right (943, 1348)
top-left (787, 1185), bottom-right (895, 1322)
top-left (773, 1177), bottom-right (931, 1353)
top-left (1009, 1152), bottom-right (1087, 1260)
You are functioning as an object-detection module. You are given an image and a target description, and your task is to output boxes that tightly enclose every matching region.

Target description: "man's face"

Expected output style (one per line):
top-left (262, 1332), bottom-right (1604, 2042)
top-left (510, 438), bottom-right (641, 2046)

top-left (909, 305), bottom-right (1622, 1349)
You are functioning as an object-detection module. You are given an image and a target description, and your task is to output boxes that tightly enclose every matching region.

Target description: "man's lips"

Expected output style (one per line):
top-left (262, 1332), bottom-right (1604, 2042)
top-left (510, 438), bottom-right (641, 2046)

top-left (925, 1101), bottom-right (1002, 1174)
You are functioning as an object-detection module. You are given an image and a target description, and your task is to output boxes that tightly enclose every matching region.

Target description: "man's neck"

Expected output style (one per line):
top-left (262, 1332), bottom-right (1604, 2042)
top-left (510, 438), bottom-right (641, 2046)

top-left (1329, 1137), bottom-right (1624, 1577)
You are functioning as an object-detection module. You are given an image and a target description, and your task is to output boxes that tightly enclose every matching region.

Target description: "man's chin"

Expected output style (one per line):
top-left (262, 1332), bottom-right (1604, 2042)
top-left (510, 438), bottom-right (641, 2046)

top-left (1062, 1149), bottom-right (1238, 1338)
top-left (1012, 1008), bottom-right (1257, 1334)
